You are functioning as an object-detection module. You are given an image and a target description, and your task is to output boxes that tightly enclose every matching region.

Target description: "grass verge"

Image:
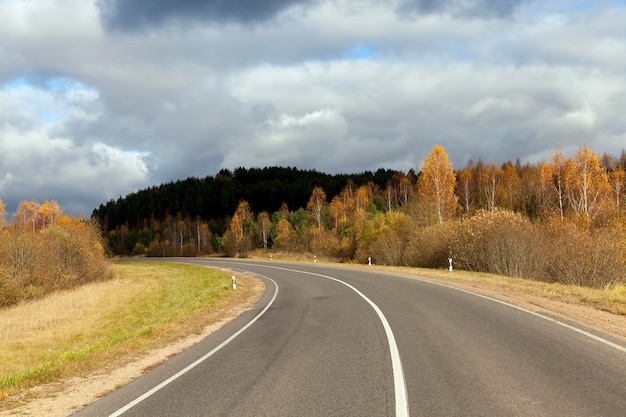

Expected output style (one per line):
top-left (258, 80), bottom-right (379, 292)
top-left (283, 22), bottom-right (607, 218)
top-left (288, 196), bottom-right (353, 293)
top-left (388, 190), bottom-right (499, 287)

top-left (249, 250), bottom-right (626, 317)
top-left (0, 260), bottom-right (262, 409)
top-left (368, 265), bottom-right (626, 316)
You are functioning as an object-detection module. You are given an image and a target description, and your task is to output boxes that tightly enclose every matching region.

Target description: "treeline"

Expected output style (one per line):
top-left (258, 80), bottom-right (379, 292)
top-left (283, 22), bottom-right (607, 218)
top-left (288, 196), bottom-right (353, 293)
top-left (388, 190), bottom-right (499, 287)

top-left (0, 200), bottom-right (114, 308)
top-left (93, 146), bottom-right (626, 288)
top-left (92, 166), bottom-right (398, 234)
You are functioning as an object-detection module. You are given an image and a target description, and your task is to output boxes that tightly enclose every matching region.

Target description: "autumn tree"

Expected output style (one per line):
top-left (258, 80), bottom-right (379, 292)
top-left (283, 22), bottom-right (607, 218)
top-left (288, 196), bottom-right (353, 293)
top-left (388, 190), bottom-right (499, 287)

top-left (14, 200), bottom-right (41, 232)
top-left (518, 161), bottom-right (543, 219)
top-left (609, 166), bottom-right (625, 212)
top-left (456, 166), bottom-right (475, 214)
top-left (0, 198), bottom-right (5, 226)
top-left (40, 200), bottom-right (63, 228)
top-left (564, 146), bottom-right (611, 224)
top-left (306, 186), bottom-right (327, 232)
top-left (542, 147), bottom-right (567, 220)
top-left (416, 145), bottom-right (458, 224)
top-left (273, 217), bottom-right (297, 251)
top-left (498, 161), bottom-right (522, 211)
top-left (329, 196), bottom-right (344, 231)
top-left (354, 184), bottom-right (372, 222)
top-left (257, 211), bottom-right (271, 249)
top-left (481, 163), bottom-right (501, 211)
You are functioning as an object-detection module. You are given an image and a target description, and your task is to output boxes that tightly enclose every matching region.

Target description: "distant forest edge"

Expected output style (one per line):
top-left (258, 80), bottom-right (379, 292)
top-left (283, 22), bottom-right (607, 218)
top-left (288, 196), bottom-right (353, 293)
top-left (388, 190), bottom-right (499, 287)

top-left (92, 146), bottom-right (626, 289)
top-left (92, 166), bottom-right (398, 238)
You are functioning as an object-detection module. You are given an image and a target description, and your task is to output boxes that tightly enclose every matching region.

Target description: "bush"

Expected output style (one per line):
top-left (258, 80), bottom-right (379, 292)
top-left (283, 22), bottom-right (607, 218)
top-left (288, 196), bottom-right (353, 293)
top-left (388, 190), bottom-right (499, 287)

top-left (539, 217), bottom-right (626, 287)
top-left (404, 221), bottom-right (458, 269)
top-left (451, 209), bottom-right (541, 279)
top-left (182, 242), bottom-right (198, 257)
top-left (310, 230), bottom-right (340, 259)
top-left (355, 212), bottom-right (413, 266)
top-left (0, 216), bottom-right (114, 308)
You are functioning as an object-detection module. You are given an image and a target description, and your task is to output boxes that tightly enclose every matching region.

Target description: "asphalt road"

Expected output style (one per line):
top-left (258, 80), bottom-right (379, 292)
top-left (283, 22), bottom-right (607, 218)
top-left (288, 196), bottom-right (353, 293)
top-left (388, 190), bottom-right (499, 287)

top-left (73, 259), bottom-right (626, 417)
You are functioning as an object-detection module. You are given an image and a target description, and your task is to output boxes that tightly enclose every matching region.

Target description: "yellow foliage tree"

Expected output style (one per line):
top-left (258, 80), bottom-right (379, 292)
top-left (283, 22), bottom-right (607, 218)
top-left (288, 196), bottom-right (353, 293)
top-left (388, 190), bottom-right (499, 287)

top-left (14, 200), bottom-right (41, 232)
top-left (564, 146), bottom-right (611, 223)
top-left (273, 217), bottom-right (297, 251)
top-left (257, 211), bottom-right (270, 249)
top-left (354, 185), bottom-right (371, 222)
top-left (609, 166), bottom-right (625, 212)
top-left (306, 186), bottom-right (327, 232)
top-left (481, 163), bottom-right (501, 211)
top-left (542, 147), bottom-right (567, 220)
top-left (456, 167), bottom-right (475, 214)
top-left (329, 196), bottom-right (344, 231)
top-left (0, 198), bottom-right (5, 226)
top-left (417, 145), bottom-right (458, 223)
top-left (498, 162), bottom-right (522, 210)
top-left (40, 200), bottom-right (64, 227)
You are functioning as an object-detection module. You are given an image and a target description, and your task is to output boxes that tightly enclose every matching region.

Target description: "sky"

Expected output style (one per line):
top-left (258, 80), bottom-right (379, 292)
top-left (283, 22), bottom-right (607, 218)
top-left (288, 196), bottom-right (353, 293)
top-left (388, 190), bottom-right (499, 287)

top-left (2, 0), bottom-right (626, 215)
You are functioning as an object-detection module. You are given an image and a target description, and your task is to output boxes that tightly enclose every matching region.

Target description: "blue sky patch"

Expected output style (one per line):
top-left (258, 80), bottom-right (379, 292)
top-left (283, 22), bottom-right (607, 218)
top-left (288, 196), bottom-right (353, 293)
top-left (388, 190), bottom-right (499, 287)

top-left (341, 44), bottom-right (374, 60)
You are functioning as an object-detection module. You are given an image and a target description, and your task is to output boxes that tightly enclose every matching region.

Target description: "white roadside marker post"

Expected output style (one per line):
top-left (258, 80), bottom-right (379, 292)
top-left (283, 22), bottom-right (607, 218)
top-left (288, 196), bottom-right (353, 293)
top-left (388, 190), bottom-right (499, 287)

top-left (232, 276), bottom-right (237, 290)
top-left (368, 256), bottom-right (372, 266)
top-left (448, 258), bottom-right (453, 272)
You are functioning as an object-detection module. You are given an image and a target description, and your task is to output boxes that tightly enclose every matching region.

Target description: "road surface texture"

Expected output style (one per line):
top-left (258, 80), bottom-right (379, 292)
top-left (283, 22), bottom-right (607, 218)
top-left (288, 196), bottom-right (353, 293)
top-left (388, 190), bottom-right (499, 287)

top-left (73, 259), bottom-right (626, 417)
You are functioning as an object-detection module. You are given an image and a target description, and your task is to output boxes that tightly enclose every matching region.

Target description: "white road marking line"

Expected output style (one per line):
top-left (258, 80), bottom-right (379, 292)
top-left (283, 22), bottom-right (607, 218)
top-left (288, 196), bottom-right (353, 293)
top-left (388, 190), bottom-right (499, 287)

top-left (229, 262), bottom-right (410, 417)
top-left (420, 278), bottom-right (626, 354)
top-left (108, 275), bottom-right (279, 417)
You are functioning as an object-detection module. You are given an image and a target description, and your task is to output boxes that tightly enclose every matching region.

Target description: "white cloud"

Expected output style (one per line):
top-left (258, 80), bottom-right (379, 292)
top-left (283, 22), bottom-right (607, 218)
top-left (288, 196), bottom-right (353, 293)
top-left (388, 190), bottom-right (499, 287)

top-left (0, 0), bottom-right (102, 43)
top-left (2, 0), bottom-right (626, 213)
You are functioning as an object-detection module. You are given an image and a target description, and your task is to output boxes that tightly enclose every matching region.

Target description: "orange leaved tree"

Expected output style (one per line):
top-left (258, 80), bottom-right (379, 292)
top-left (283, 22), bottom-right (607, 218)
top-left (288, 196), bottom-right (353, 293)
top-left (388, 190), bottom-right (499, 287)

top-left (417, 145), bottom-right (458, 224)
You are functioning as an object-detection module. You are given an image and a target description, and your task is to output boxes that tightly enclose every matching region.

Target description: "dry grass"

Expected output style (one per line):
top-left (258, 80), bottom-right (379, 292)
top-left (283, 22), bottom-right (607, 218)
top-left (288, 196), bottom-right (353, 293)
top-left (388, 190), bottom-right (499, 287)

top-left (248, 251), bottom-right (626, 317)
top-left (0, 260), bottom-right (261, 409)
top-left (351, 264), bottom-right (626, 316)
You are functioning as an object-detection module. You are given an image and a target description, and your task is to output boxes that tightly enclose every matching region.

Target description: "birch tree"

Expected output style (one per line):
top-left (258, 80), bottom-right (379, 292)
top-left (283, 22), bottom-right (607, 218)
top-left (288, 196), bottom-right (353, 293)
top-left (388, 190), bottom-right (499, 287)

top-left (417, 145), bottom-right (458, 224)
top-left (481, 163), bottom-right (501, 211)
top-left (564, 146), bottom-right (611, 223)
top-left (0, 198), bottom-right (5, 226)
top-left (257, 211), bottom-right (271, 249)
top-left (306, 186), bottom-right (327, 232)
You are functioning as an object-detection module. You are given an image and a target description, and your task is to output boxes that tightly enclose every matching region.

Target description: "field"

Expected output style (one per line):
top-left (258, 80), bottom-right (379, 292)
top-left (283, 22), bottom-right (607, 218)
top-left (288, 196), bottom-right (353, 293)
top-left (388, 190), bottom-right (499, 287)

top-left (0, 260), bottom-right (263, 412)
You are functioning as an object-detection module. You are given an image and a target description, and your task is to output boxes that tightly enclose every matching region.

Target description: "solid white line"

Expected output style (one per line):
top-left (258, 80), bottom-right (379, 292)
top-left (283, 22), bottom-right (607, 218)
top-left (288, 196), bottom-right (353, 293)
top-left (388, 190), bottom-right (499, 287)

top-left (108, 275), bottom-right (279, 417)
top-left (229, 262), bottom-right (410, 417)
top-left (415, 278), bottom-right (626, 354)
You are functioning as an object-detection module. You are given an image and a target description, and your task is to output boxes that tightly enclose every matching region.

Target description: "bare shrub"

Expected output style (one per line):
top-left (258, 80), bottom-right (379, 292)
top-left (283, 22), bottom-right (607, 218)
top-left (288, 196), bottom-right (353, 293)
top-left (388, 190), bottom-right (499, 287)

top-left (540, 217), bottom-right (626, 287)
top-left (356, 212), bottom-right (413, 265)
top-left (310, 230), bottom-right (340, 259)
top-left (403, 221), bottom-right (458, 269)
top-left (451, 209), bottom-right (541, 279)
top-left (220, 230), bottom-right (238, 257)
top-left (0, 210), bottom-right (114, 308)
top-left (182, 242), bottom-right (198, 257)
top-left (370, 232), bottom-right (405, 266)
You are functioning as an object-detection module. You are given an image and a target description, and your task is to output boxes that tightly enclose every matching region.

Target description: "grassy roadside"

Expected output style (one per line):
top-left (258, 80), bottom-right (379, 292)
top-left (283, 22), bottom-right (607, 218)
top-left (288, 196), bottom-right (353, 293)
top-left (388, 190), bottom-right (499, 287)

top-left (0, 260), bottom-right (262, 410)
top-left (360, 264), bottom-right (626, 316)
top-left (252, 250), bottom-right (626, 317)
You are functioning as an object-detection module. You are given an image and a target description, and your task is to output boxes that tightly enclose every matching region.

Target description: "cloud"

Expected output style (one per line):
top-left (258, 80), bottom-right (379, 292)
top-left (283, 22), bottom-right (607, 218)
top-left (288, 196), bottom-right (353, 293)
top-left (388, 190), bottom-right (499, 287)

top-left (2, 0), bottom-right (626, 216)
top-left (97, 0), bottom-right (318, 30)
top-left (0, 127), bottom-right (149, 215)
top-left (228, 58), bottom-right (626, 168)
top-left (222, 108), bottom-right (348, 170)
top-left (397, 0), bottom-right (528, 18)
top-left (0, 75), bottom-right (147, 214)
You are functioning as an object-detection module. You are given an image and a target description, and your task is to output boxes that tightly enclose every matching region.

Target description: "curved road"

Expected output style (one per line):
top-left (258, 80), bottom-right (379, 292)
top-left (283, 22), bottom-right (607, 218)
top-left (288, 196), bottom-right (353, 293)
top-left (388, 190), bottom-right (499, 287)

top-left (73, 259), bottom-right (626, 416)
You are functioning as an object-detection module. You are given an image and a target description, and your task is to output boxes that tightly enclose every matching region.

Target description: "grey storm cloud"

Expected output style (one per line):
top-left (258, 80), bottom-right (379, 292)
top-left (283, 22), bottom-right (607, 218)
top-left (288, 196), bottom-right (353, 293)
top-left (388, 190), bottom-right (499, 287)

top-left (397, 0), bottom-right (527, 17)
top-left (97, 0), bottom-right (319, 30)
top-left (2, 0), bottom-right (626, 215)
